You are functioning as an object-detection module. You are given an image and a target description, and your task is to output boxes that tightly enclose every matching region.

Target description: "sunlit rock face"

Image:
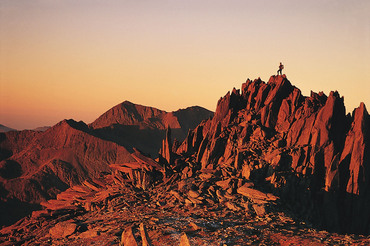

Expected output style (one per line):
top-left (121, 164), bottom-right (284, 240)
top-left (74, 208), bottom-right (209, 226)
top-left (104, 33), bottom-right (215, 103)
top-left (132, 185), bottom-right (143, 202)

top-left (176, 75), bottom-right (370, 234)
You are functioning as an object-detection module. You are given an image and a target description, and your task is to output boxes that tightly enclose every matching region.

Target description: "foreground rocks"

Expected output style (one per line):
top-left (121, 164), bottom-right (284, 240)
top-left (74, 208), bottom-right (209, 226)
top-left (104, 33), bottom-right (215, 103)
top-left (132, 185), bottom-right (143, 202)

top-left (1, 147), bottom-right (369, 245)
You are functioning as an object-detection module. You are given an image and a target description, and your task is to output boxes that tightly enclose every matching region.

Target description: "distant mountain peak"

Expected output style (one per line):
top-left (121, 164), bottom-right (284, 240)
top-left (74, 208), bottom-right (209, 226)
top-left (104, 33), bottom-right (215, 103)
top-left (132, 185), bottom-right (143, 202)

top-left (89, 101), bottom-right (213, 131)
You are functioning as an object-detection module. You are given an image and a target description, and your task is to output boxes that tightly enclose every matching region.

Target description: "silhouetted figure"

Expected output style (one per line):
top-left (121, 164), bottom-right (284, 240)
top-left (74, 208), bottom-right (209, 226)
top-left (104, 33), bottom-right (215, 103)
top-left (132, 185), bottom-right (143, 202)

top-left (277, 62), bottom-right (284, 75)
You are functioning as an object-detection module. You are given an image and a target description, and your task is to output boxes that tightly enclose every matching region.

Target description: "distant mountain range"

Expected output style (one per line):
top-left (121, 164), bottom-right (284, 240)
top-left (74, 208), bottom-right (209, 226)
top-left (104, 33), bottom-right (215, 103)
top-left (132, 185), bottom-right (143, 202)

top-left (33, 126), bottom-right (51, 132)
top-left (90, 101), bottom-right (213, 157)
top-left (0, 102), bottom-right (213, 226)
top-left (0, 124), bottom-right (50, 132)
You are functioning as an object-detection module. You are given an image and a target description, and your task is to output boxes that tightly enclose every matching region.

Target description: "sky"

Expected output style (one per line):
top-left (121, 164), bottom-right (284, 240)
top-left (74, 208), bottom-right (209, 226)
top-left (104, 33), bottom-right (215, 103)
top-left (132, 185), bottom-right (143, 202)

top-left (1, 0), bottom-right (369, 130)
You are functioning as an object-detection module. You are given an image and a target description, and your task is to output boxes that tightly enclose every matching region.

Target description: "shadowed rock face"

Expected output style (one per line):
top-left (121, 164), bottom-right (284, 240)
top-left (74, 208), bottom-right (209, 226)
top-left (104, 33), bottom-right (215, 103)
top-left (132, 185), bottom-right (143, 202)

top-left (176, 75), bottom-right (370, 234)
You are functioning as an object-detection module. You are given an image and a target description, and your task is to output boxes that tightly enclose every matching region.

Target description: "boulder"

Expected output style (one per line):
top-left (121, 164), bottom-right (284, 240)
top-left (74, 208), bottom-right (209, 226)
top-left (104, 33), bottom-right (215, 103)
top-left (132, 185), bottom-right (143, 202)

top-left (49, 221), bottom-right (77, 239)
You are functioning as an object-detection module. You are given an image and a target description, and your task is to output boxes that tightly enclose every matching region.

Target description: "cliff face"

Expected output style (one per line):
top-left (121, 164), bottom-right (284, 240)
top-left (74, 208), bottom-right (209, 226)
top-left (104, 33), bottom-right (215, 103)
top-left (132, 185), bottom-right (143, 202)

top-left (175, 75), bottom-right (370, 234)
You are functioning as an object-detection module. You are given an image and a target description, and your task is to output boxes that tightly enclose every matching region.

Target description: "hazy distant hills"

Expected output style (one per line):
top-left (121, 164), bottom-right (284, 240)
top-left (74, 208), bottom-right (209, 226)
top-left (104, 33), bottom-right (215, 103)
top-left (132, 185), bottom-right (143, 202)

top-left (0, 124), bottom-right (50, 133)
top-left (33, 126), bottom-right (50, 132)
top-left (0, 124), bottom-right (16, 133)
top-left (0, 102), bottom-right (213, 226)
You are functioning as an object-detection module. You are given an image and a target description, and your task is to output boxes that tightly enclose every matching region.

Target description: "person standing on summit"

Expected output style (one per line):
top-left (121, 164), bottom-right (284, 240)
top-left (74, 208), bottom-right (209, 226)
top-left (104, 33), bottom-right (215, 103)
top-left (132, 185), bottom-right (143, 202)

top-left (277, 62), bottom-right (284, 75)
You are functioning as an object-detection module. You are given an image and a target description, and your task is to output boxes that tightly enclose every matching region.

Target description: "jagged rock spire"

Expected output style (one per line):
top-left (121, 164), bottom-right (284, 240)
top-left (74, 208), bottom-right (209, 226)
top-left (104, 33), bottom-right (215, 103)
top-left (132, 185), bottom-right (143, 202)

top-left (159, 126), bottom-right (173, 166)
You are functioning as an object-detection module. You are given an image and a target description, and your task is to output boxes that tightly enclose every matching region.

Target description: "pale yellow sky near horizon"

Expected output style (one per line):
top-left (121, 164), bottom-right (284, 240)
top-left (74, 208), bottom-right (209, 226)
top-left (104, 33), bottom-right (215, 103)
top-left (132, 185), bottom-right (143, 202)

top-left (1, 0), bottom-right (369, 129)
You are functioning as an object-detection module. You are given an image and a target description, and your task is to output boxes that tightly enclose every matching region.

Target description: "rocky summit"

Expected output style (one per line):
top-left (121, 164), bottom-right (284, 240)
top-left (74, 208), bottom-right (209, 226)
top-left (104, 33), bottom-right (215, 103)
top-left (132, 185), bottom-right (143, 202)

top-left (178, 75), bottom-right (370, 234)
top-left (1, 75), bottom-right (370, 245)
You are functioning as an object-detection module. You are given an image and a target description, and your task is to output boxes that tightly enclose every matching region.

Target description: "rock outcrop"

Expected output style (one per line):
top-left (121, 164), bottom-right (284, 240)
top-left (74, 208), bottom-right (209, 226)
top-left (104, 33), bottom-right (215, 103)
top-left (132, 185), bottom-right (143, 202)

top-left (174, 75), bottom-right (370, 234)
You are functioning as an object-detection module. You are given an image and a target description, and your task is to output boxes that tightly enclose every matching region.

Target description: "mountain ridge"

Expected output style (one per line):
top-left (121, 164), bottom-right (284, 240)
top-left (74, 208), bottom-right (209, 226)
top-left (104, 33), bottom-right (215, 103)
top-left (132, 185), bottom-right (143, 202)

top-left (90, 100), bottom-right (213, 131)
top-left (89, 101), bottom-right (213, 156)
top-left (0, 103), bottom-right (213, 226)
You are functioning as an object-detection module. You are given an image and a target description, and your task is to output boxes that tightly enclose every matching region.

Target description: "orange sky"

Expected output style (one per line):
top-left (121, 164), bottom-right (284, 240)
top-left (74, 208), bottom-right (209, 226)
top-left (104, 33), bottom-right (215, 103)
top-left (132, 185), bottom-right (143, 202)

top-left (1, 0), bottom-right (369, 130)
